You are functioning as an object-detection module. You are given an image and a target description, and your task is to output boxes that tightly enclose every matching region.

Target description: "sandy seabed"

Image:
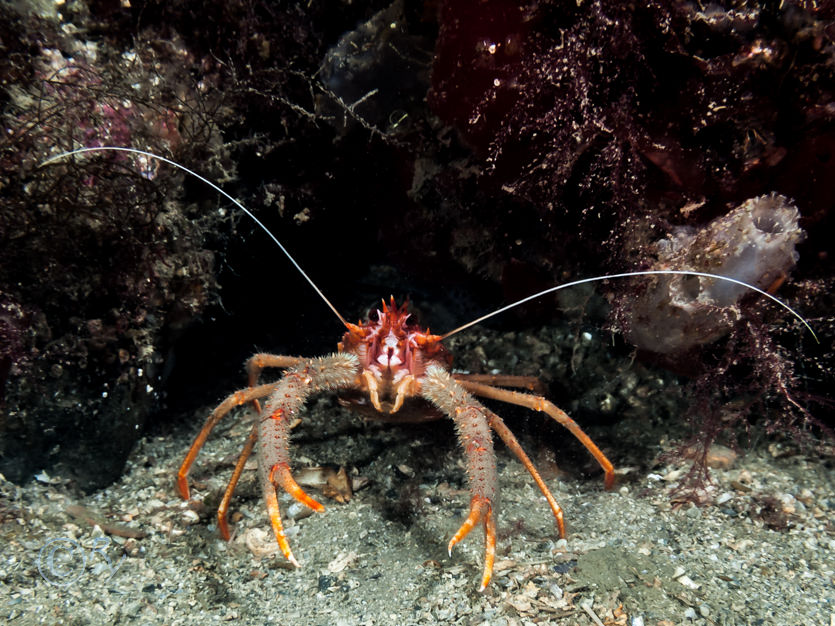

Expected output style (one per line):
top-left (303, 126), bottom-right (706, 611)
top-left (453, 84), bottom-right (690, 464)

top-left (2, 324), bottom-right (833, 626)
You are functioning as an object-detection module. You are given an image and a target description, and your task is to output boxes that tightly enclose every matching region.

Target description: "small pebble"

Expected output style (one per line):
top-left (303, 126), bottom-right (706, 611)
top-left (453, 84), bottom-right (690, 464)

top-left (796, 488), bottom-right (814, 505)
top-left (705, 444), bottom-right (737, 469)
top-left (777, 493), bottom-right (797, 514)
top-left (287, 502), bottom-right (305, 518)
top-left (244, 528), bottom-right (279, 557)
top-left (678, 575), bottom-right (700, 590)
top-left (716, 492), bottom-right (733, 505)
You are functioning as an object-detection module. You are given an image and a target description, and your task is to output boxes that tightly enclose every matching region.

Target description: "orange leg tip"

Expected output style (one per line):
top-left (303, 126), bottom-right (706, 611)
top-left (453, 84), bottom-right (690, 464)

top-left (447, 530), bottom-right (465, 555)
top-left (604, 472), bottom-right (615, 491)
top-left (479, 552), bottom-right (494, 591)
top-left (270, 463), bottom-right (325, 512)
top-left (217, 517), bottom-right (231, 542)
top-left (275, 534), bottom-right (301, 568)
top-left (177, 476), bottom-right (190, 501)
top-left (292, 489), bottom-right (324, 513)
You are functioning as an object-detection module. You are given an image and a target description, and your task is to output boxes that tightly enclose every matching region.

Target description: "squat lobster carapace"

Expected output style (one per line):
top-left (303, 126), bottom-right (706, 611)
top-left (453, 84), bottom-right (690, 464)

top-left (41, 147), bottom-right (816, 591)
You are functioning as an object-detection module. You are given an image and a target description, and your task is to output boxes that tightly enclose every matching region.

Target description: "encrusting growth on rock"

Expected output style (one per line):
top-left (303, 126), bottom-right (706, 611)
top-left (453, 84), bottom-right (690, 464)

top-left (621, 194), bottom-right (805, 354)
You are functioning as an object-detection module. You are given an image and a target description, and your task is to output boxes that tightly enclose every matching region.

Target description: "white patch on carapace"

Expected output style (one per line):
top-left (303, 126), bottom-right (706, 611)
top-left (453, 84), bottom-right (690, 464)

top-left (376, 353), bottom-right (402, 367)
top-left (376, 332), bottom-right (403, 367)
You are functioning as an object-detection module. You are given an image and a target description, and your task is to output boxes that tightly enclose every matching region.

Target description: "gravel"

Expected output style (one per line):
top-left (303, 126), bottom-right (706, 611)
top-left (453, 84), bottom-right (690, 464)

top-left (2, 325), bottom-right (832, 626)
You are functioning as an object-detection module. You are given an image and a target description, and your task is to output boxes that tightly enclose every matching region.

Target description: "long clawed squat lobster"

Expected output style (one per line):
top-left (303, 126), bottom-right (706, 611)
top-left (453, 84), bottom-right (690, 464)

top-left (176, 298), bottom-right (614, 590)
top-left (42, 147), bottom-right (816, 591)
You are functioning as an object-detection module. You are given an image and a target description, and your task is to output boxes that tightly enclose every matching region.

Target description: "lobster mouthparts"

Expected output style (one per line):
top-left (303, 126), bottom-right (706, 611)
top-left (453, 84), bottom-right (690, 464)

top-left (338, 297), bottom-right (451, 414)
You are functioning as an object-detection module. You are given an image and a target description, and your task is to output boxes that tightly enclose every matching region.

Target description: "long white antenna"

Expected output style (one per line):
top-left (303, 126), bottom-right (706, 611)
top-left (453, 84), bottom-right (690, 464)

top-left (40, 148), bottom-right (816, 345)
top-left (40, 146), bottom-right (350, 328)
top-left (440, 270), bottom-right (818, 342)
